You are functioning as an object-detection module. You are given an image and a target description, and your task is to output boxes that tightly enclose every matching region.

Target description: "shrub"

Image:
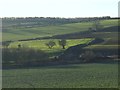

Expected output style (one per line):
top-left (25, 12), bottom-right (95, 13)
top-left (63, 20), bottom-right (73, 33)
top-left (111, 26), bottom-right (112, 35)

top-left (2, 41), bottom-right (12, 48)
top-left (2, 48), bottom-right (48, 65)
top-left (80, 50), bottom-right (96, 62)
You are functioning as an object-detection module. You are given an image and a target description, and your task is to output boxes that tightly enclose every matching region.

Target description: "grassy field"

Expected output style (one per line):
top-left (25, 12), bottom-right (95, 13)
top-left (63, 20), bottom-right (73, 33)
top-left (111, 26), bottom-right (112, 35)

top-left (100, 19), bottom-right (118, 27)
top-left (2, 63), bottom-right (118, 88)
top-left (2, 19), bottom-right (119, 88)
top-left (8, 37), bottom-right (119, 53)
top-left (2, 22), bottom-right (92, 41)
top-left (85, 45), bottom-right (119, 49)
top-left (2, 19), bottom-right (118, 41)
top-left (9, 38), bottom-right (93, 53)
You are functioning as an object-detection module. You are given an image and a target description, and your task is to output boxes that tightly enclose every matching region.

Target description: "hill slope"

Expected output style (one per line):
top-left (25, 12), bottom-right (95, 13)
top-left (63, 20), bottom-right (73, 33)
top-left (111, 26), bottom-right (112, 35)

top-left (2, 19), bottom-right (118, 41)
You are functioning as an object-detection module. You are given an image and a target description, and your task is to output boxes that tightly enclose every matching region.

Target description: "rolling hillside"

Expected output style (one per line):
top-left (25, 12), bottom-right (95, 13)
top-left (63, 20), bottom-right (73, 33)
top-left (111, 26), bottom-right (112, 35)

top-left (2, 19), bottom-right (118, 41)
top-left (2, 18), bottom-right (119, 89)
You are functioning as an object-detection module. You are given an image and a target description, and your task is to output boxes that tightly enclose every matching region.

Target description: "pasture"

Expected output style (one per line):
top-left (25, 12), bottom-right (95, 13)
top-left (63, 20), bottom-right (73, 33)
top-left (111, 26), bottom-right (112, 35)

top-left (2, 18), bottom-right (119, 89)
top-left (2, 19), bottom-right (118, 41)
top-left (9, 38), bottom-right (93, 52)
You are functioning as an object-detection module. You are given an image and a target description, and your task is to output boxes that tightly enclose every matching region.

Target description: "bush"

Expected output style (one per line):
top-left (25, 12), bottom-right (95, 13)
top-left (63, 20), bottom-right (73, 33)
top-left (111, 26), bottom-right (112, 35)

top-left (2, 41), bottom-right (12, 48)
top-left (2, 48), bottom-right (48, 65)
top-left (80, 50), bottom-right (96, 62)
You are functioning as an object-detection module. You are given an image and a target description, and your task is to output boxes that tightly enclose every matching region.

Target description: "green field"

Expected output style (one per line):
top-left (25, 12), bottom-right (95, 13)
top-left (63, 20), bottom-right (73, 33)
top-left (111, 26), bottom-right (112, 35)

top-left (86, 45), bottom-right (119, 49)
top-left (2, 18), bottom-right (119, 88)
top-left (3, 19), bottom-right (119, 52)
top-left (2, 19), bottom-right (118, 41)
top-left (9, 38), bottom-right (93, 52)
top-left (2, 63), bottom-right (118, 88)
top-left (3, 22), bottom-right (92, 41)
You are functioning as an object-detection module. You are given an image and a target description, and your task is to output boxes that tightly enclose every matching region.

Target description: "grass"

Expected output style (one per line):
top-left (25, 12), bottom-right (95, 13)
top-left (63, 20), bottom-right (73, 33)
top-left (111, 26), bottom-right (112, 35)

top-left (100, 19), bottom-right (118, 27)
top-left (85, 37), bottom-right (119, 49)
top-left (9, 38), bottom-right (93, 53)
top-left (2, 19), bottom-right (119, 88)
top-left (85, 45), bottom-right (119, 49)
top-left (7, 38), bottom-right (92, 59)
top-left (2, 23), bottom-right (92, 41)
top-left (9, 37), bottom-right (119, 53)
top-left (2, 63), bottom-right (118, 88)
top-left (7, 37), bottom-right (119, 60)
top-left (2, 19), bottom-right (118, 41)
top-left (92, 32), bottom-right (118, 38)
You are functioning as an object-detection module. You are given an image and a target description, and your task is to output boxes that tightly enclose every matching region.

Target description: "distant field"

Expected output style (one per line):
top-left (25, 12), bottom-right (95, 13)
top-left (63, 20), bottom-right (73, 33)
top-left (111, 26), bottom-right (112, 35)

top-left (2, 19), bottom-right (118, 41)
top-left (100, 19), bottom-right (118, 27)
top-left (2, 63), bottom-right (118, 88)
top-left (2, 22), bottom-right (92, 41)
top-left (85, 45), bottom-right (119, 49)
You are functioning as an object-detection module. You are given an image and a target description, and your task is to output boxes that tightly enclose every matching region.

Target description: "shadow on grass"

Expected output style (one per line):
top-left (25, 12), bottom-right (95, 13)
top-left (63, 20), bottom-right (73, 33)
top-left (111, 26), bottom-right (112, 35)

top-left (2, 59), bottom-right (119, 70)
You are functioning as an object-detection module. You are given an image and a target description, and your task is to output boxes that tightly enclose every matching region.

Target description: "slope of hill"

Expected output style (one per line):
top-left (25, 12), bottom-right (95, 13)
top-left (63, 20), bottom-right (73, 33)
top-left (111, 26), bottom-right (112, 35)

top-left (2, 19), bottom-right (118, 41)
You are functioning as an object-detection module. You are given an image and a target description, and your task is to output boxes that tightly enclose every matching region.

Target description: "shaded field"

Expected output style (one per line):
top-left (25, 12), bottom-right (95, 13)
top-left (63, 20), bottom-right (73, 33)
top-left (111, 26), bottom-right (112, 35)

top-left (2, 63), bottom-right (118, 88)
top-left (85, 45), bottom-right (119, 49)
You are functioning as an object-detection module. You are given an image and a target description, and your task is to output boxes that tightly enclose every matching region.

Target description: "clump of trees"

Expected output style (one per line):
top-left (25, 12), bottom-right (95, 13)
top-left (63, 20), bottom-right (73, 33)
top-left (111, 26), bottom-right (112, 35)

top-left (45, 39), bottom-right (67, 49)
top-left (2, 41), bottom-right (12, 48)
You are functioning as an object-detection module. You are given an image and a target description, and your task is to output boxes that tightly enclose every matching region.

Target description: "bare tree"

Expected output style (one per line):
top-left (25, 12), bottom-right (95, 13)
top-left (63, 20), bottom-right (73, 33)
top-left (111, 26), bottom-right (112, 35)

top-left (45, 41), bottom-right (56, 49)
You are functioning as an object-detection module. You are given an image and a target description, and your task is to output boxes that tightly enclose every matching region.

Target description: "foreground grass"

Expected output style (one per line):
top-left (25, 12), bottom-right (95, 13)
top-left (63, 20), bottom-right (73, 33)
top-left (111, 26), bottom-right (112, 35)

top-left (2, 63), bottom-right (118, 88)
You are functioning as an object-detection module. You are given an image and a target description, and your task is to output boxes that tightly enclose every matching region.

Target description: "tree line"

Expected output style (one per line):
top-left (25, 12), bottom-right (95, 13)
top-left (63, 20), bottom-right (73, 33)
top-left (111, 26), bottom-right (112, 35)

top-left (2, 16), bottom-right (111, 27)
